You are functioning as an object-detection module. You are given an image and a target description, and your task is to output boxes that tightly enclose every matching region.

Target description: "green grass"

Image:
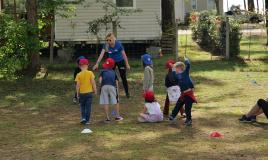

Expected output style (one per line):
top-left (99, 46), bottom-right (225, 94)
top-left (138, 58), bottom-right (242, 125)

top-left (0, 38), bottom-right (268, 160)
top-left (240, 35), bottom-right (268, 60)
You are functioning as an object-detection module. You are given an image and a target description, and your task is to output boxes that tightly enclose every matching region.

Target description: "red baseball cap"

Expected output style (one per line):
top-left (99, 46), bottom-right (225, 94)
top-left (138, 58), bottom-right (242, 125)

top-left (143, 91), bottom-right (155, 102)
top-left (79, 59), bottom-right (89, 65)
top-left (102, 58), bottom-right (115, 69)
top-left (166, 59), bottom-right (175, 69)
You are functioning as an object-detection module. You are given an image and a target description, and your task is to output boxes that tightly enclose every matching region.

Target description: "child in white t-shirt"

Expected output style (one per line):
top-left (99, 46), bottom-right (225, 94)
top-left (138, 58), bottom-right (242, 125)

top-left (138, 91), bottom-right (163, 123)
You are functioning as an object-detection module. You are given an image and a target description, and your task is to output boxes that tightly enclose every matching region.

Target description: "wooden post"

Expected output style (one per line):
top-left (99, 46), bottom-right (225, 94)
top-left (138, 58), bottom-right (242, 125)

top-left (175, 16), bottom-right (178, 59)
top-left (170, 0), bottom-right (178, 59)
top-left (226, 16), bottom-right (230, 59)
top-left (112, 21), bottom-right (117, 38)
top-left (248, 27), bottom-right (251, 59)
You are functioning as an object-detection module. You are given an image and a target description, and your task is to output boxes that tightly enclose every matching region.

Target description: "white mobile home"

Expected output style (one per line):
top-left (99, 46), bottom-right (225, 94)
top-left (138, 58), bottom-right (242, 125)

top-left (175, 0), bottom-right (224, 23)
top-left (55, 0), bottom-right (162, 43)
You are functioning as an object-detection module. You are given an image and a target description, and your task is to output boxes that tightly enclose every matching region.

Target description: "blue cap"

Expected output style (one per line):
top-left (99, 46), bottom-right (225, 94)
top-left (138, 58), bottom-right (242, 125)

top-left (141, 53), bottom-right (152, 65)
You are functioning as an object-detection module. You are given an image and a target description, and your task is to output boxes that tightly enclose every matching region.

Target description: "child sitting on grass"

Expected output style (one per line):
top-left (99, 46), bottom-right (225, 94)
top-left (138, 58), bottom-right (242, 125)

top-left (73, 56), bottom-right (86, 103)
top-left (141, 53), bottom-right (154, 92)
top-left (163, 60), bottom-right (184, 117)
top-left (99, 58), bottom-right (123, 123)
top-left (169, 57), bottom-right (197, 126)
top-left (138, 91), bottom-right (163, 123)
top-left (75, 59), bottom-right (97, 125)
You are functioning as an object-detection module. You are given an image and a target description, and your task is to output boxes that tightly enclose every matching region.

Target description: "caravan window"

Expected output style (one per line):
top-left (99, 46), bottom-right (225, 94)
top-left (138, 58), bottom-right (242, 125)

top-left (191, 0), bottom-right (197, 10)
top-left (116, 0), bottom-right (135, 8)
top-left (207, 0), bottom-right (216, 10)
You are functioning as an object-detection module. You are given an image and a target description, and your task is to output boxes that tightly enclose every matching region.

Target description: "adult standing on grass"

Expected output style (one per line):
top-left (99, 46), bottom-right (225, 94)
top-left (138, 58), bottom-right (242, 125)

top-left (93, 33), bottom-right (131, 98)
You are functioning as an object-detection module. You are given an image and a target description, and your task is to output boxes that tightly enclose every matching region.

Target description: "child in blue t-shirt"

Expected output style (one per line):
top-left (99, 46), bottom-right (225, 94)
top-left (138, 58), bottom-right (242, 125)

top-left (99, 58), bottom-right (123, 123)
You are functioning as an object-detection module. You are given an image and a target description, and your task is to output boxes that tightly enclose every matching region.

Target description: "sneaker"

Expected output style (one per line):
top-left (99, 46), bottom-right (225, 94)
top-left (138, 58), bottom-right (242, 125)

top-left (80, 119), bottom-right (86, 124)
top-left (184, 119), bottom-right (192, 126)
top-left (115, 116), bottom-right (124, 121)
top-left (239, 115), bottom-right (252, 123)
top-left (126, 93), bottom-right (130, 99)
top-left (73, 97), bottom-right (78, 103)
top-left (85, 122), bottom-right (91, 125)
top-left (169, 116), bottom-right (175, 121)
top-left (250, 116), bottom-right (257, 122)
top-left (104, 119), bottom-right (111, 123)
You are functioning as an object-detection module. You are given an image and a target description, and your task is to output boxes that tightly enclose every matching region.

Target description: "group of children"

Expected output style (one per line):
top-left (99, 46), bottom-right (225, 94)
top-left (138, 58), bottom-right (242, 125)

top-left (74, 57), bottom-right (123, 124)
top-left (74, 53), bottom-right (196, 126)
top-left (139, 54), bottom-right (196, 126)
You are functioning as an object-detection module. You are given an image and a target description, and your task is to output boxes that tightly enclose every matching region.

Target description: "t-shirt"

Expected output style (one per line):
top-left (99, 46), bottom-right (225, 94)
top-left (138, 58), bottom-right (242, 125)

top-left (143, 66), bottom-right (154, 91)
top-left (75, 70), bottom-right (95, 93)
top-left (103, 41), bottom-right (124, 62)
top-left (173, 59), bottom-right (194, 92)
top-left (145, 102), bottom-right (162, 115)
top-left (99, 69), bottom-right (118, 87)
top-left (165, 71), bottom-right (178, 88)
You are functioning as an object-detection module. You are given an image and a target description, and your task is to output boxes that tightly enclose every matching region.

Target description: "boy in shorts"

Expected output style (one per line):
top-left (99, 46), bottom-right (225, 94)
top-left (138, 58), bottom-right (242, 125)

top-left (99, 58), bottom-right (123, 123)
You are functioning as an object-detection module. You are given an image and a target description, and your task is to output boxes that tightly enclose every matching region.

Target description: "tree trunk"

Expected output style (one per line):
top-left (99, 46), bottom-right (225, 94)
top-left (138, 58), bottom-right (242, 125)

top-left (26, 0), bottom-right (40, 73)
top-left (215, 0), bottom-right (220, 15)
top-left (49, 21), bottom-right (55, 64)
top-left (0, 0), bottom-right (3, 11)
top-left (248, 0), bottom-right (255, 12)
top-left (161, 0), bottom-right (178, 58)
top-left (256, 0), bottom-right (259, 13)
top-left (13, 0), bottom-right (17, 20)
top-left (244, 0), bottom-right (247, 10)
top-left (265, 0), bottom-right (268, 44)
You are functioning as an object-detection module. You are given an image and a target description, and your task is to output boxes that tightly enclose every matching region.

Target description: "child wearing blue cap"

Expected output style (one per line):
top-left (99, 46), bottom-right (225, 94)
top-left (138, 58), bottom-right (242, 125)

top-left (141, 53), bottom-right (154, 92)
top-left (73, 56), bottom-right (86, 103)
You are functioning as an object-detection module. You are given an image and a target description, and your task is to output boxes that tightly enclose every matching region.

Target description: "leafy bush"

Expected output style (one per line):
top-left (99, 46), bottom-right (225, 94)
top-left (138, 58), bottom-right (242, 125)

top-left (190, 11), bottom-right (242, 57)
top-left (0, 13), bottom-right (40, 77)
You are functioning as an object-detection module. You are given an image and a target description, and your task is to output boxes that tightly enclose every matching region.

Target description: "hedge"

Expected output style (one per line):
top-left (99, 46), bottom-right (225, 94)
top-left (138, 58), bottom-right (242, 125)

top-left (190, 11), bottom-right (242, 58)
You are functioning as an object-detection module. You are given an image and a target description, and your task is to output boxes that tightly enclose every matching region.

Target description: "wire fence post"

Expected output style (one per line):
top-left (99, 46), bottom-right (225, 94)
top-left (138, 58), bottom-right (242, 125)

top-left (175, 24), bottom-right (179, 60)
top-left (226, 16), bottom-right (230, 60)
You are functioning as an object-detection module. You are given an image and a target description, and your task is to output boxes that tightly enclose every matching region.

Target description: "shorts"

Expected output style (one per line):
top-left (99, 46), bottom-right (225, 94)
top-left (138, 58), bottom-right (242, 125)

top-left (100, 85), bottom-right (118, 105)
top-left (257, 99), bottom-right (268, 119)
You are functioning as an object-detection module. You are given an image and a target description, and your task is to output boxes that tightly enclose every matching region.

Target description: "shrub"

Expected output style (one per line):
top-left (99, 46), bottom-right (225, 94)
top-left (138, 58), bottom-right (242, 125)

top-left (0, 13), bottom-right (40, 77)
top-left (190, 11), bottom-right (242, 57)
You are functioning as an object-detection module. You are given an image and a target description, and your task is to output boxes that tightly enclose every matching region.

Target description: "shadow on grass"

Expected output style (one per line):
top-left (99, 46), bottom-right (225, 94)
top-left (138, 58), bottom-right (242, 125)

top-left (191, 59), bottom-right (248, 73)
top-left (0, 78), bottom-right (74, 109)
top-left (193, 75), bottom-right (225, 86)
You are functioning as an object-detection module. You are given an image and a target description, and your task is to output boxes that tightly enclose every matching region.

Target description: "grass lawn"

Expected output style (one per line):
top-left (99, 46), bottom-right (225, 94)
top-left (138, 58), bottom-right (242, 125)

top-left (0, 38), bottom-right (268, 160)
top-left (240, 35), bottom-right (268, 60)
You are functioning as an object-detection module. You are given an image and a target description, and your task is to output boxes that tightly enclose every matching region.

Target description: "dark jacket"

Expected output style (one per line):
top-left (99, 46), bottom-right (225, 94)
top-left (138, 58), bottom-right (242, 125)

top-left (173, 59), bottom-right (194, 92)
top-left (165, 71), bottom-right (178, 88)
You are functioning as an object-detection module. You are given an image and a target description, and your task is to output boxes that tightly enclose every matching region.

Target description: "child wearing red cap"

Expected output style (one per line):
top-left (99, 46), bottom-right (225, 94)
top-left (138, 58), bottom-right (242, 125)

top-left (138, 91), bottom-right (163, 123)
top-left (163, 60), bottom-right (185, 117)
top-left (75, 59), bottom-right (97, 125)
top-left (99, 58), bottom-right (123, 123)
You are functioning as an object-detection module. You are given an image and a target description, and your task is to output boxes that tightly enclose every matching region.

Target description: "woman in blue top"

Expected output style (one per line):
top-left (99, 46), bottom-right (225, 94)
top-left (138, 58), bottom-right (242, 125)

top-left (93, 33), bottom-right (131, 98)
